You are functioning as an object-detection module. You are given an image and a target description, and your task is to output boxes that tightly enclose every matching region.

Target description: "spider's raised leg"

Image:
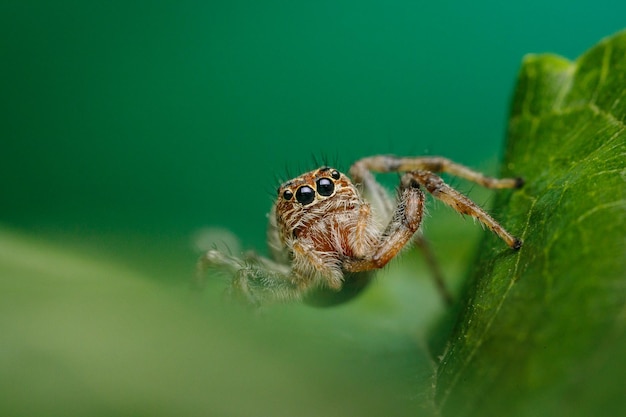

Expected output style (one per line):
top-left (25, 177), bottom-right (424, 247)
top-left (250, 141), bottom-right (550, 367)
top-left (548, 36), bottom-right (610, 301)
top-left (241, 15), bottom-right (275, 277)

top-left (343, 173), bottom-right (425, 273)
top-left (409, 169), bottom-right (522, 249)
top-left (349, 155), bottom-right (523, 304)
top-left (351, 155), bottom-right (524, 190)
top-left (196, 250), bottom-right (303, 306)
top-left (350, 155), bottom-right (522, 249)
top-left (350, 159), bottom-right (454, 304)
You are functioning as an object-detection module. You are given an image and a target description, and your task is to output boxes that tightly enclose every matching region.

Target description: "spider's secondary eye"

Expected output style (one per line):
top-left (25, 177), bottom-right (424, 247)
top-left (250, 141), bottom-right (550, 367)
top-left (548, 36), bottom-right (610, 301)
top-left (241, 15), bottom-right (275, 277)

top-left (282, 189), bottom-right (293, 200)
top-left (295, 186), bottom-right (315, 205)
top-left (316, 177), bottom-right (335, 196)
top-left (331, 170), bottom-right (340, 180)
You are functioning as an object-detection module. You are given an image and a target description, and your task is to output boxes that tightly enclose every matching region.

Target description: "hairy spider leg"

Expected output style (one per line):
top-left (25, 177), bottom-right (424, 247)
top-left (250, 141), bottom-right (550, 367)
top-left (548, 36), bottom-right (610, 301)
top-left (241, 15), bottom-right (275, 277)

top-left (197, 249), bottom-right (303, 305)
top-left (351, 155), bottom-right (524, 190)
top-left (342, 174), bottom-right (425, 272)
top-left (350, 155), bottom-right (523, 249)
top-left (349, 155), bottom-right (523, 304)
top-left (411, 170), bottom-right (522, 249)
top-left (198, 226), bottom-right (354, 305)
top-left (349, 162), bottom-right (453, 304)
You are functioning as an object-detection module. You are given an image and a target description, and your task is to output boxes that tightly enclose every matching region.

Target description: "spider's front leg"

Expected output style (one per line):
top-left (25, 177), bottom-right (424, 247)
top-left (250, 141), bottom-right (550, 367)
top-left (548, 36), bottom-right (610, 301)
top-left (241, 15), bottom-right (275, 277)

top-left (350, 155), bottom-right (523, 249)
top-left (351, 155), bottom-right (523, 190)
top-left (409, 170), bottom-right (522, 249)
top-left (196, 250), bottom-right (303, 306)
top-left (343, 174), bottom-right (426, 273)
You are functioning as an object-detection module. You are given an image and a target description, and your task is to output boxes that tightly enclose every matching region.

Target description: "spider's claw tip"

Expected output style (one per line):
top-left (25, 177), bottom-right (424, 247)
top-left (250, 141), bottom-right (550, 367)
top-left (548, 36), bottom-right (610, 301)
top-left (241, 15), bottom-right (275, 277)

top-left (514, 177), bottom-right (525, 189)
top-left (512, 238), bottom-right (523, 250)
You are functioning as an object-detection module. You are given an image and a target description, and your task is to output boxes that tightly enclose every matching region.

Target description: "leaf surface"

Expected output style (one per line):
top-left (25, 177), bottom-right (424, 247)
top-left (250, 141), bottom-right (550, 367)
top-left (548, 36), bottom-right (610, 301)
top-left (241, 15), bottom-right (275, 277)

top-left (436, 30), bottom-right (626, 417)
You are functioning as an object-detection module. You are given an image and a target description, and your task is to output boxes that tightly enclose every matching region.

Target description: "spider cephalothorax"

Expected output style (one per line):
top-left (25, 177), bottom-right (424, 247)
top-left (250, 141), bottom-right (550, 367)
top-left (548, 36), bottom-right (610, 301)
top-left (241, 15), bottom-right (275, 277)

top-left (198, 155), bottom-right (523, 306)
top-left (275, 167), bottom-right (365, 251)
top-left (273, 167), bottom-right (381, 291)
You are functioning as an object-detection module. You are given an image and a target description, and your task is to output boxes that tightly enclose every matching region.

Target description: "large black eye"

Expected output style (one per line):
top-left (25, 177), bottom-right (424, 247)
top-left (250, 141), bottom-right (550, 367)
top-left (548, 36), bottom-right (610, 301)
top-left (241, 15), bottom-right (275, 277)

top-left (316, 177), bottom-right (335, 196)
top-left (295, 185), bottom-right (315, 205)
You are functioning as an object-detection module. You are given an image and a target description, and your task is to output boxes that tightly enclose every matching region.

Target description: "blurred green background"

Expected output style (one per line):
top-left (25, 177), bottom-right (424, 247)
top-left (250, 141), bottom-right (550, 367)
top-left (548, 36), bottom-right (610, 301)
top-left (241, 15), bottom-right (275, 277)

top-left (2, 1), bottom-right (623, 255)
top-left (1, 2), bottom-right (624, 416)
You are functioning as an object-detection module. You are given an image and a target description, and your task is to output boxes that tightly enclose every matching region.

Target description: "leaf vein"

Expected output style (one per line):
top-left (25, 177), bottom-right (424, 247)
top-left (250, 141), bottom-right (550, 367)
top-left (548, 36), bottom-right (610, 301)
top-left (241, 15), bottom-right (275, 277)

top-left (553, 65), bottom-right (575, 110)
top-left (575, 200), bottom-right (626, 224)
top-left (590, 41), bottom-right (612, 105)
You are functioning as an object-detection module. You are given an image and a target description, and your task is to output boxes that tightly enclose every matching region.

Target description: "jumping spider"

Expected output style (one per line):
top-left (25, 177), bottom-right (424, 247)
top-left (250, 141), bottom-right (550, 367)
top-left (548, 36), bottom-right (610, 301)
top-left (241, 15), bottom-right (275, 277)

top-left (197, 155), bottom-right (523, 307)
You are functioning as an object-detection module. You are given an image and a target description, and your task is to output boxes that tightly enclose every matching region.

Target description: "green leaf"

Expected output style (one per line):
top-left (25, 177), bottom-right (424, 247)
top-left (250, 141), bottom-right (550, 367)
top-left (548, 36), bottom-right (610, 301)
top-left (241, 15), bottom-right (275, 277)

top-left (0, 227), bottom-right (440, 417)
top-left (435, 30), bottom-right (626, 416)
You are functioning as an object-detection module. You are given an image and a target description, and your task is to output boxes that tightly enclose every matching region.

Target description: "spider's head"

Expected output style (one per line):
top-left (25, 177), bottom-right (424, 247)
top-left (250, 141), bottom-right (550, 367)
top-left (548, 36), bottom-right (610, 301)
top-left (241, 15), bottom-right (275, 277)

top-left (274, 167), bottom-right (361, 237)
top-left (276, 167), bottom-right (355, 207)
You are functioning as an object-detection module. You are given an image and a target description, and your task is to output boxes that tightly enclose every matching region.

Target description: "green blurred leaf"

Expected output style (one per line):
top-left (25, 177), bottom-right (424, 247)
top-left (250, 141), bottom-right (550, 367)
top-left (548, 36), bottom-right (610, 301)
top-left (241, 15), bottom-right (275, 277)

top-left (435, 30), bottom-right (626, 416)
top-left (0, 227), bottom-right (441, 417)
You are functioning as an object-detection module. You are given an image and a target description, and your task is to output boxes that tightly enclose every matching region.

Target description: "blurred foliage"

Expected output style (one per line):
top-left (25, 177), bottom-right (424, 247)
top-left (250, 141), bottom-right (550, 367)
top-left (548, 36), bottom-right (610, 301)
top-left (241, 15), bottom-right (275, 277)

top-left (436, 30), bottom-right (626, 416)
top-left (0, 226), bottom-right (444, 417)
